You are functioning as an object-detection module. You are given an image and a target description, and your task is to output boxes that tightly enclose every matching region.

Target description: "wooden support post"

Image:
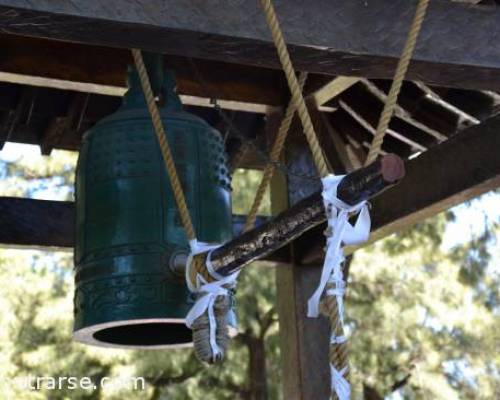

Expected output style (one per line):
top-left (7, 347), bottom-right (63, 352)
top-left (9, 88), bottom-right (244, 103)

top-left (268, 110), bottom-right (331, 399)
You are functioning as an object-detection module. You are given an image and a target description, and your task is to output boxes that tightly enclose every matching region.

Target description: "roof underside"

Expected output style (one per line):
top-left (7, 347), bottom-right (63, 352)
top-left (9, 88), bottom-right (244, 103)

top-left (1, 34), bottom-right (499, 173)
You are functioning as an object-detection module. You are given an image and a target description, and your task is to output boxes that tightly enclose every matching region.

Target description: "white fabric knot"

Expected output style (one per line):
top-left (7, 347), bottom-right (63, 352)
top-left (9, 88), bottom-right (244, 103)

top-left (330, 334), bottom-right (348, 345)
top-left (331, 365), bottom-right (351, 400)
top-left (307, 174), bottom-right (371, 319)
top-left (185, 240), bottom-right (239, 358)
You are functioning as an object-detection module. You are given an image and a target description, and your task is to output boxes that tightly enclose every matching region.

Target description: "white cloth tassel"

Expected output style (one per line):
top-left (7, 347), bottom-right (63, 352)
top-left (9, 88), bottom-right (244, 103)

top-left (307, 175), bottom-right (371, 319)
top-left (330, 335), bottom-right (348, 345)
top-left (185, 240), bottom-right (239, 358)
top-left (331, 365), bottom-right (351, 400)
top-left (307, 175), bottom-right (371, 400)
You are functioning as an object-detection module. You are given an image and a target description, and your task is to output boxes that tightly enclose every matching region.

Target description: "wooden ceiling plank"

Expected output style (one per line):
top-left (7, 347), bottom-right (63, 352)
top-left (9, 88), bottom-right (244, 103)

top-left (1, 1), bottom-right (500, 90)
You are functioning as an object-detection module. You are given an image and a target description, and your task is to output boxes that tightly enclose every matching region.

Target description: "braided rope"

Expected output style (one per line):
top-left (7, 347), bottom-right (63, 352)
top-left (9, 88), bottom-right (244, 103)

top-left (259, 0), bottom-right (329, 178)
top-left (131, 49), bottom-right (196, 241)
top-left (323, 2), bottom-right (428, 397)
top-left (365, 0), bottom-right (430, 165)
top-left (244, 72), bottom-right (308, 232)
top-left (320, 207), bottom-right (350, 400)
top-left (322, 278), bottom-right (350, 400)
top-left (260, 0), bottom-right (428, 397)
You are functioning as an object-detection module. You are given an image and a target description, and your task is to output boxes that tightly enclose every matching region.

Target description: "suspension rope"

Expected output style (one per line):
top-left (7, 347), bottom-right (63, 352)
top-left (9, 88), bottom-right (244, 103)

top-left (131, 49), bottom-right (196, 242)
top-left (244, 72), bottom-right (308, 232)
top-left (259, 0), bottom-right (329, 178)
top-left (259, 1), bottom-right (428, 399)
top-left (257, 1), bottom-right (349, 398)
top-left (365, 0), bottom-right (430, 165)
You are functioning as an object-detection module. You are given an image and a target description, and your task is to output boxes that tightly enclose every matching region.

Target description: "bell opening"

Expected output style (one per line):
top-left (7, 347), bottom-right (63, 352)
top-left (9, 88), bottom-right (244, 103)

top-left (93, 323), bottom-right (192, 347)
top-left (73, 319), bottom-right (193, 350)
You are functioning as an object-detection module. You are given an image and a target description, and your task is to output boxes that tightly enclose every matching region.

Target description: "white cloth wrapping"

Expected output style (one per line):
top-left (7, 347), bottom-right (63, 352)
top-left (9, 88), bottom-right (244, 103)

top-left (307, 175), bottom-right (371, 400)
top-left (331, 365), bottom-right (351, 400)
top-left (307, 175), bottom-right (371, 319)
top-left (185, 240), bottom-right (239, 359)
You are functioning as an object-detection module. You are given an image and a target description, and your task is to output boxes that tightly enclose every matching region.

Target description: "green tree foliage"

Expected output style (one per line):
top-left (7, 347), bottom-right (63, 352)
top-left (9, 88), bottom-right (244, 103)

top-left (349, 214), bottom-right (500, 399)
top-left (0, 144), bottom-right (498, 399)
top-left (0, 147), bottom-right (279, 399)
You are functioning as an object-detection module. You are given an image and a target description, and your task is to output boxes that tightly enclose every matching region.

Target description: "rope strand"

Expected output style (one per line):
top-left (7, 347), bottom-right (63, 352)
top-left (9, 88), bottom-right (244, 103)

top-left (260, 1), bottom-right (428, 398)
top-left (244, 72), bottom-right (308, 232)
top-left (259, 0), bottom-right (329, 178)
top-left (365, 0), bottom-right (430, 165)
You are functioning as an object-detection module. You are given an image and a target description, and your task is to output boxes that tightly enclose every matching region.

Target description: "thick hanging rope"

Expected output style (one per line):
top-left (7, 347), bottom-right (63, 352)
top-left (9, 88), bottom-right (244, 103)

top-left (365, 0), bottom-right (430, 165)
top-left (244, 72), bottom-right (308, 232)
top-left (259, 0), bottom-right (428, 399)
top-left (320, 1), bottom-right (429, 398)
top-left (259, 0), bottom-right (329, 178)
top-left (132, 49), bottom-right (233, 365)
top-left (258, 1), bottom-right (351, 398)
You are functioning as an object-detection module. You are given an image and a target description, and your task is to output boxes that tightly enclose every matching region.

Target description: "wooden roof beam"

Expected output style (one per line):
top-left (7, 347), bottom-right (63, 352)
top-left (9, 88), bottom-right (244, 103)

top-left (0, 70), bottom-right (275, 115)
top-left (308, 76), bottom-right (360, 111)
top-left (430, 86), bottom-right (500, 121)
top-left (0, 34), bottom-right (360, 115)
top-left (300, 112), bottom-right (500, 263)
top-left (1, 1), bottom-right (500, 90)
top-left (2, 111), bottom-right (500, 261)
top-left (329, 109), bottom-right (412, 158)
top-left (0, 35), bottom-right (290, 111)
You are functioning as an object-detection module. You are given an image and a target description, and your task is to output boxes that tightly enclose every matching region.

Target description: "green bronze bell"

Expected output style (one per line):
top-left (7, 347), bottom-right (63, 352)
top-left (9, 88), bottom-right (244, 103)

top-left (73, 55), bottom-right (233, 349)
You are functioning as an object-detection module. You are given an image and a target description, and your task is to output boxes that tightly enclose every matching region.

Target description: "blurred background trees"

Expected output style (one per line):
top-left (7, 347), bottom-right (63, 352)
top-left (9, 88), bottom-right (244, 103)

top-left (0, 144), bottom-right (498, 399)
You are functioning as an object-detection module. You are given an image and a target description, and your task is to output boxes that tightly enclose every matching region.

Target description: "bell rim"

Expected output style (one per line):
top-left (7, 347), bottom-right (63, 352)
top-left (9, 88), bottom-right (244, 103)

top-left (73, 318), bottom-right (193, 350)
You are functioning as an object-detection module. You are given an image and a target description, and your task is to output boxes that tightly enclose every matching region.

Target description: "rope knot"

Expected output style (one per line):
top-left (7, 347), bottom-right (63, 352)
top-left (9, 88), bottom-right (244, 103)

top-left (185, 240), bottom-right (239, 364)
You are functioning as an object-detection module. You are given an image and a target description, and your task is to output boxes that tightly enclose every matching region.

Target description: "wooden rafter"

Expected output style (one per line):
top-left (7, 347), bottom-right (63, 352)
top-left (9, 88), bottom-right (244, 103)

top-left (337, 99), bottom-right (427, 152)
top-left (361, 79), bottom-right (448, 142)
top-left (329, 109), bottom-right (413, 158)
top-left (412, 82), bottom-right (480, 125)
